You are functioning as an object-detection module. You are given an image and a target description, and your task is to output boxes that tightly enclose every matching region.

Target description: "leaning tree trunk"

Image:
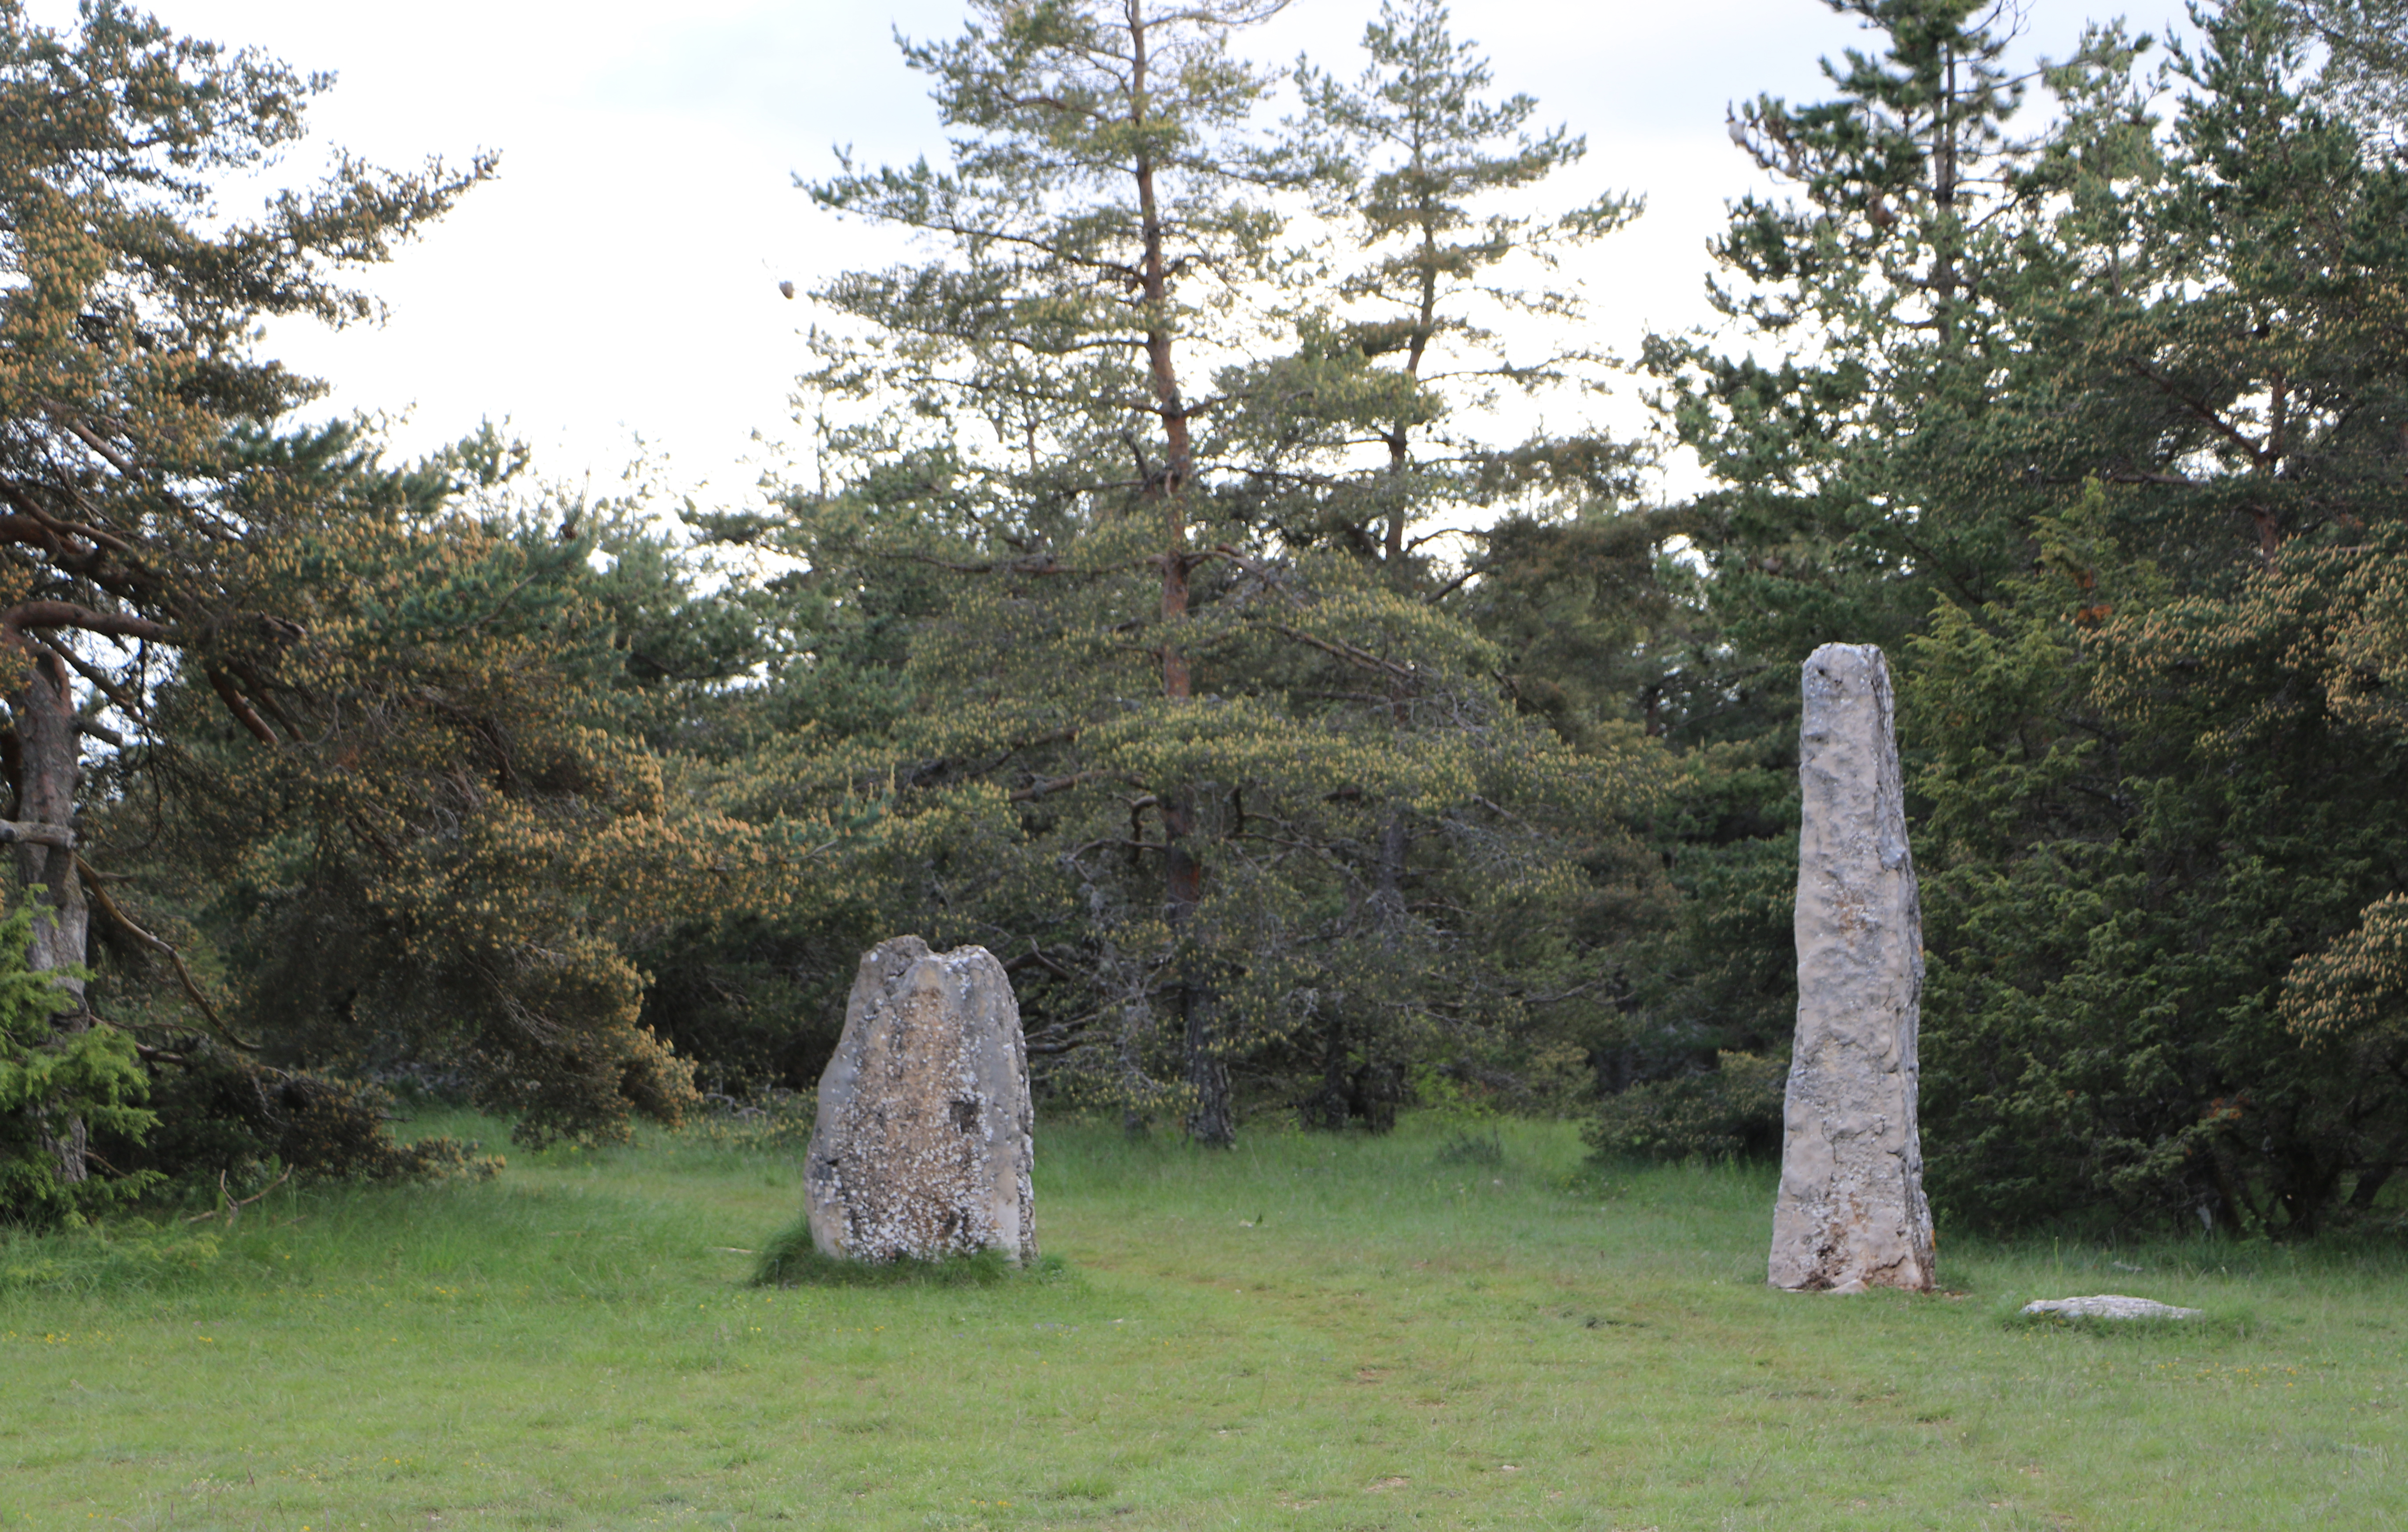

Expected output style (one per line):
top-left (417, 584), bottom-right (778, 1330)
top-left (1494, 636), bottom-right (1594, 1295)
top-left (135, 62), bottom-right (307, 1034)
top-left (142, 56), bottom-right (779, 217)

top-left (8, 647), bottom-right (91, 1184)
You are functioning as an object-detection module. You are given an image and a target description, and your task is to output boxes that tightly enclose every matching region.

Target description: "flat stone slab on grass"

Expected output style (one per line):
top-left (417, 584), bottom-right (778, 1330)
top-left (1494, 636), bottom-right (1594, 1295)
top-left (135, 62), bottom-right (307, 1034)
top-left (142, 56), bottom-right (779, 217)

top-left (2022, 1294), bottom-right (2202, 1320)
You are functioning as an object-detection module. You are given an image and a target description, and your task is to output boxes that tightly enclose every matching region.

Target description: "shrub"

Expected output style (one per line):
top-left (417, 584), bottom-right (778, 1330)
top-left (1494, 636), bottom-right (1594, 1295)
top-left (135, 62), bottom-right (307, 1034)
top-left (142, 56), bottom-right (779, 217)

top-left (0, 900), bottom-right (158, 1228)
top-left (95, 1048), bottom-right (501, 1201)
top-left (1586, 1050), bottom-right (1786, 1163)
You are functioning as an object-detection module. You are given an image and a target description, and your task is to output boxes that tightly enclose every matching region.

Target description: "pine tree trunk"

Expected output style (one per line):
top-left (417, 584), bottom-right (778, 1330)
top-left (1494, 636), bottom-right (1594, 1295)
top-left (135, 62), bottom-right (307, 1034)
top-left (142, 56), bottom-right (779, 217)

top-left (1182, 985), bottom-right (1232, 1147)
top-left (1383, 192), bottom-right (1440, 565)
top-left (1127, 0), bottom-right (1230, 1146)
top-left (1307, 1010), bottom-right (1351, 1130)
top-left (2349, 1147), bottom-right (2400, 1210)
top-left (9, 647), bottom-right (92, 1184)
top-left (1162, 798), bottom-right (1231, 1145)
top-left (1373, 813), bottom-right (1407, 921)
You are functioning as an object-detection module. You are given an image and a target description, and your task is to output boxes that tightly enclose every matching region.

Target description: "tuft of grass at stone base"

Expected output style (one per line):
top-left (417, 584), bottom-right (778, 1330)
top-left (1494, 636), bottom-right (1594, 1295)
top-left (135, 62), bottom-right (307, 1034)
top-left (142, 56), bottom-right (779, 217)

top-left (0, 1110), bottom-right (2401, 1529)
top-left (749, 1218), bottom-right (1062, 1289)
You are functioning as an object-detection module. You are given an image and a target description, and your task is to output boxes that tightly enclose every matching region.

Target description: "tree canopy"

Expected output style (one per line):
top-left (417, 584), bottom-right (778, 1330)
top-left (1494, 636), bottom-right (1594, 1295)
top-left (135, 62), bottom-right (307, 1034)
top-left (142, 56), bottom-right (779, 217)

top-left (6, 0), bottom-right (2406, 1237)
top-left (740, 0), bottom-right (1665, 1144)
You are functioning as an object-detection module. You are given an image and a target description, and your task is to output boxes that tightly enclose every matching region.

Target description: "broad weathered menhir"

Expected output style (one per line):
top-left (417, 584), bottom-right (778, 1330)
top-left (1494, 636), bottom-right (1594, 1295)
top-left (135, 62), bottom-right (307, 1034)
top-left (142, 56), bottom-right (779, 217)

top-left (1769, 644), bottom-right (1935, 1293)
top-left (806, 936), bottom-right (1037, 1264)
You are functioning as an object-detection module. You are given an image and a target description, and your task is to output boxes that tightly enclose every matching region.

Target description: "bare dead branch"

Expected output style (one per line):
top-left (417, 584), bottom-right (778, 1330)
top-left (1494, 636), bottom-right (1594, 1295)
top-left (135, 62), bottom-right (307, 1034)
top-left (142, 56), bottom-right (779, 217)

top-left (81, 858), bottom-right (261, 1052)
top-left (205, 668), bottom-right (279, 745)
top-left (0, 819), bottom-right (76, 850)
top-left (2122, 359), bottom-right (2267, 464)
top-left (1263, 622), bottom-right (1417, 682)
top-left (4, 601), bottom-right (170, 643)
top-left (1010, 769), bottom-right (1136, 803)
top-left (35, 636), bottom-right (150, 726)
top-left (186, 1164), bottom-right (291, 1224)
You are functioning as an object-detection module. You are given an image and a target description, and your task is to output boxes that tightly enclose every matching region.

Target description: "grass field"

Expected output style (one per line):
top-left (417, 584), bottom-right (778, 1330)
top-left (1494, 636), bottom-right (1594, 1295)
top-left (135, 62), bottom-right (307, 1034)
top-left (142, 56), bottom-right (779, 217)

top-left (2, 1112), bottom-right (2402, 1530)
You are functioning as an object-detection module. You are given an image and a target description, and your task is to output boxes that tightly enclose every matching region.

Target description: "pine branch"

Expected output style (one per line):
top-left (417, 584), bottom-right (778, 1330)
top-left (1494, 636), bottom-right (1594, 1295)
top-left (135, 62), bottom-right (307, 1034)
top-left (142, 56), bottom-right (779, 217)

top-left (81, 857), bottom-right (261, 1052)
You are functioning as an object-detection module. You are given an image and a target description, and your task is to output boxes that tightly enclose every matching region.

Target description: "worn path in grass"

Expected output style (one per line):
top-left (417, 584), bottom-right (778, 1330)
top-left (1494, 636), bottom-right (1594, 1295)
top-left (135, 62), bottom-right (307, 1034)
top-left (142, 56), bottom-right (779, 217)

top-left (2, 1115), bottom-right (2402, 1529)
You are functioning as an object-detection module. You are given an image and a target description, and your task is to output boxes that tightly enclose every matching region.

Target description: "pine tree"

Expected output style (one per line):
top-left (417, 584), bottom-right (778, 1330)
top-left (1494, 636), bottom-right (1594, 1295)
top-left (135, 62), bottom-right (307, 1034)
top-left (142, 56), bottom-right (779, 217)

top-left (1904, 0), bottom-right (2408, 1232)
top-left (0, 0), bottom-right (484, 1183)
top-left (0, 5), bottom-right (833, 1189)
top-left (1580, 0), bottom-right (2087, 1123)
top-left (2283, 0), bottom-right (2408, 144)
top-left (1258, 0), bottom-right (1643, 567)
top-left (767, 0), bottom-right (1665, 1141)
top-left (1228, 0), bottom-right (1666, 1118)
top-left (1647, 0), bottom-right (2083, 659)
top-left (800, 0), bottom-right (1302, 1141)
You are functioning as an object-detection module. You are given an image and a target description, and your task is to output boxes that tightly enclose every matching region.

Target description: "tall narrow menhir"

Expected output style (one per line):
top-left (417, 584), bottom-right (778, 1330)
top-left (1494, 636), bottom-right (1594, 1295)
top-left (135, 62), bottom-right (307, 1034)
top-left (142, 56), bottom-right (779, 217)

top-left (1769, 645), bottom-right (1935, 1292)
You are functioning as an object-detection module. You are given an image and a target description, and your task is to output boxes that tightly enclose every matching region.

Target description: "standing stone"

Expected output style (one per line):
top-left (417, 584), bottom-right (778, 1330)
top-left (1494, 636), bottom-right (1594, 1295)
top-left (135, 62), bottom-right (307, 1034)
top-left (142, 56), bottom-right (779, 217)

top-left (805, 936), bottom-right (1037, 1264)
top-left (1769, 644), bottom-right (1935, 1293)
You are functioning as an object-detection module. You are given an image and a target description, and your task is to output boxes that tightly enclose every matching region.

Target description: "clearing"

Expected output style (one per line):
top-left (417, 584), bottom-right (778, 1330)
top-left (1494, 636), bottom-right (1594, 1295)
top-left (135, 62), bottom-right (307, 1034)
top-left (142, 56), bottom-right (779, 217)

top-left (2, 1115), bottom-right (2400, 1528)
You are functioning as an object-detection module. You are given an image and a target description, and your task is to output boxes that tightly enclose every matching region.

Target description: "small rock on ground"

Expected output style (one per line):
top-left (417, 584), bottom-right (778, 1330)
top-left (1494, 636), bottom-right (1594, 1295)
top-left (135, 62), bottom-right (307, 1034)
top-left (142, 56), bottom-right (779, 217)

top-left (2021, 1294), bottom-right (2202, 1320)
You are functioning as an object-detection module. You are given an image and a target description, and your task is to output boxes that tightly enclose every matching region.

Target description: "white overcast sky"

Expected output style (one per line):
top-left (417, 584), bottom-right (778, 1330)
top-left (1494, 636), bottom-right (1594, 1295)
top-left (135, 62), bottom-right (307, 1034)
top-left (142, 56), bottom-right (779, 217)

top-left (34, 0), bottom-right (2169, 510)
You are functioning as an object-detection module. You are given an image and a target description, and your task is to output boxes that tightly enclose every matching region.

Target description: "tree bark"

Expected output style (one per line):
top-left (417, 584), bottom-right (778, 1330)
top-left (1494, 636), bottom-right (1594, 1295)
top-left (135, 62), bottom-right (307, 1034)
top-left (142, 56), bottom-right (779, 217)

top-left (2349, 1136), bottom-right (2403, 1210)
top-left (1373, 811), bottom-right (1408, 921)
top-left (7, 644), bottom-right (92, 1184)
top-left (1181, 980), bottom-right (1232, 1146)
top-left (1383, 147), bottom-right (1441, 566)
top-left (1127, 0), bottom-right (1230, 1144)
top-left (1130, 0), bottom-right (1196, 696)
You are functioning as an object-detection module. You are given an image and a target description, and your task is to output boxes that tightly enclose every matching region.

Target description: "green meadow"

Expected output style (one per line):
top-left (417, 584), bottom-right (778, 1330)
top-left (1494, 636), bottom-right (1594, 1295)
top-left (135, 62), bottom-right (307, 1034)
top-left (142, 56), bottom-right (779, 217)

top-left (2, 1115), bottom-right (2401, 1530)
